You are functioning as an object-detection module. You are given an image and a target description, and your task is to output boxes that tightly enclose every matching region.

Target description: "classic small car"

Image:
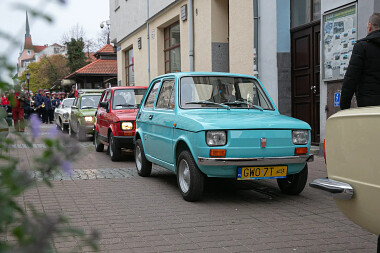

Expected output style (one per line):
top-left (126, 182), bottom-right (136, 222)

top-left (69, 89), bottom-right (103, 141)
top-left (54, 98), bottom-right (74, 132)
top-left (310, 107), bottom-right (380, 249)
top-left (94, 86), bottom-right (148, 161)
top-left (134, 72), bottom-right (314, 201)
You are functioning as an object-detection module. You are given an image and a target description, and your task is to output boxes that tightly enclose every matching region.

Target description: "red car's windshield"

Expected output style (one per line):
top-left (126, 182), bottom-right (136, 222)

top-left (112, 89), bottom-right (147, 110)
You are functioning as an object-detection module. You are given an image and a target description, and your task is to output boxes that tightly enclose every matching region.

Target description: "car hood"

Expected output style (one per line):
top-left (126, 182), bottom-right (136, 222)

top-left (176, 110), bottom-right (311, 132)
top-left (60, 107), bottom-right (71, 113)
top-left (78, 109), bottom-right (97, 117)
top-left (113, 109), bottom-right (139, 121)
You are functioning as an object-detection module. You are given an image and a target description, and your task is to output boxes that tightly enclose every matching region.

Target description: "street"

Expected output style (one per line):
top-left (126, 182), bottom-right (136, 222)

top-left (9, 124), bottom-right (378, 252)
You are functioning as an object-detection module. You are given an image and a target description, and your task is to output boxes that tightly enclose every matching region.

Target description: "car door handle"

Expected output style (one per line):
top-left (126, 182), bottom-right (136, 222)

top-left (149, 115), bottom-right (153, 120)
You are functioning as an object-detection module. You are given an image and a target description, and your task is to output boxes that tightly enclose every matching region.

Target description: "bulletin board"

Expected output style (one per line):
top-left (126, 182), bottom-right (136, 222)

top-left (322, 3), bottom-right (357, 81)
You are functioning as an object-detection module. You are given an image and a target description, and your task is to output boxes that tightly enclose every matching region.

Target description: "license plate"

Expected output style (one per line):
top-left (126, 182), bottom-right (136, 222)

top-left (237, 166), bottom-right (287, 180)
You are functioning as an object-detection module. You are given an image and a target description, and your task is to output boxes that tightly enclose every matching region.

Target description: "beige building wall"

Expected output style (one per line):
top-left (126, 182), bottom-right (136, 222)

top-left (211, 0), bottom-right (229, 43)
top-left (229, 0), bottom-right (254, 75)
top-left (193, 0), bottom-right (212, 72)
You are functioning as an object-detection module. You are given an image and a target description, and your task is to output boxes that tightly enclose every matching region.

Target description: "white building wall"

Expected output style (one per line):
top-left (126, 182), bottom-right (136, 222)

top-left (258, 0), bottom-right (278, 107)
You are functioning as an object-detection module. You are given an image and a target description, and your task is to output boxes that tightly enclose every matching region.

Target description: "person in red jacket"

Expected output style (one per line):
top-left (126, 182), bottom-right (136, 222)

top-left (10, 85), bottom-right (27, 132)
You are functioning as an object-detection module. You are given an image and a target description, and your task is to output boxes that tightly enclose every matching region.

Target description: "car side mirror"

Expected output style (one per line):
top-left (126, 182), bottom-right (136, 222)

top-left (100, 101), bottom-right (108, 108)
top-left (71, 106), bottom-right (77, 109)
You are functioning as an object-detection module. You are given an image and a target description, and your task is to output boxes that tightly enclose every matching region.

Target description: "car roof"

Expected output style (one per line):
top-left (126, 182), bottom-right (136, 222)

top-left (151, 72), bottom-right (259, 81)
top-left (105, 86), bottom-right (148, 92)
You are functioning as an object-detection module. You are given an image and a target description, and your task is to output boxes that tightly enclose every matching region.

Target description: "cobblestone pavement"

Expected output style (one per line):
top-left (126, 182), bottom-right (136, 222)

top-left (6, 124), bottom-right (378, 252)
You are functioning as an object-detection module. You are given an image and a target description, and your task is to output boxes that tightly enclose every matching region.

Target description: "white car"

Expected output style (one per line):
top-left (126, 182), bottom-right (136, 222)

top-left (310, 106), bottom-right (380, 250)
top-left (54, 98), bottom-right (74, 132)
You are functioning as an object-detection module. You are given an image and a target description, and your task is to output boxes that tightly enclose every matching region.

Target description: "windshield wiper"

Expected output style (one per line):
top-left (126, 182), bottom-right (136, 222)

top-left (114, 103), bottom-right (136, 107)
top-left (81, 106), bottom-right (96, 109)
top-left (186, 101), bottom-right (230, 110)
top-left (223, 101), bottom-right (264, 111)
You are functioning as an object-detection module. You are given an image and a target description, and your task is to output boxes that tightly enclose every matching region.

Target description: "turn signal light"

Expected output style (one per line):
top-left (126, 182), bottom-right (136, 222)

top-left (210, 149), bottom-right (226, 157)
top-left (295, 147), bottom-right (308, 155)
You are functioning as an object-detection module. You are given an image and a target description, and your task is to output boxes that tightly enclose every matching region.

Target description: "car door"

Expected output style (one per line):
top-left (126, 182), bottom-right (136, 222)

top-left (70, 97), bottom-right (79, 132)
top-left (98, 90), bottom-right (111, 138)
top-left (151, 78), bottom-right (176, 165)
top-left (138, 80), bottom-right (161, 156)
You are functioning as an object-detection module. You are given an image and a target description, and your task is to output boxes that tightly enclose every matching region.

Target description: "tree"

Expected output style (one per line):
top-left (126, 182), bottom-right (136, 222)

top-left (19, 55), bottom-right (70, 92)
top-left (66, 37), bottom-right (87, 73)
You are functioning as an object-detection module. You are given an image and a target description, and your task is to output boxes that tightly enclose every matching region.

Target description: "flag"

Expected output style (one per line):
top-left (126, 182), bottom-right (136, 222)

top-left (74, 83), bottom-right (78, 97)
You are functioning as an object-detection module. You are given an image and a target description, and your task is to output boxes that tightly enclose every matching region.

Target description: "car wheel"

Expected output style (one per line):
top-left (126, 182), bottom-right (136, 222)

top-left (177, 150), bottom-right (205, 202)
top-left (77, 122), bottom-right (86, 142)
top-left (94, 130), bottom-right (104, 152)
top-left (68, 121), bottom-right (75, 137)
top-left (277, 164), bottom-right (308, 195)
top-left (135, 139), bottom-right (152, 177)
top-left (60, 119), bottom-right (65, 132)
top-left (109, 132), bottom-right (121, 161)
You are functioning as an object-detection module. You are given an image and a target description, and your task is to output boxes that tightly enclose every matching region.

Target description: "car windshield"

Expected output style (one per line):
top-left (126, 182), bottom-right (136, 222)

top-left (112, 89), bottom-right (147, 110)
top-left (180, 76), bottom-right (274, 110)
top-left (80, 95), bottom-right (101, 109)
top-left (62, 98), bottom-right (74, 108)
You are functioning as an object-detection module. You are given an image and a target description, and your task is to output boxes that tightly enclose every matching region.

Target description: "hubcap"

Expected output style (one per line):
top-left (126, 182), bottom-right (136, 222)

top-left (178, 159), bottom-right (190, 194)
top-left (135, 145), bottom-right (142, 172)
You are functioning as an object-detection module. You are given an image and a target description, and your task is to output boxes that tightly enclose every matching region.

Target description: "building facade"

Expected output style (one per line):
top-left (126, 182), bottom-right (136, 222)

top-left (35, 43), bottom-right (67, 62)
top-left (110, 0), bottom-right (380, 151)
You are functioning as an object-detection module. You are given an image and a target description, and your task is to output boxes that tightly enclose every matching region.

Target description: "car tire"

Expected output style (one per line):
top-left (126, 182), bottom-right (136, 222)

top-left (177, 150), bottom-right (205, 202)
top-left (77, 122), bottom-right (86, 142)
top-left (94, 130), bottom-right (104, 152)
top-left (135, 139), bottom-right (152, 177)
top-left (60, 119), bottom-right (66, 132)
top-left (277, 164), bottom-right (308, 195)
top-left (109, 132), bottom-right (121, 161)
top-left (68, 121), bottom-right (75, 137)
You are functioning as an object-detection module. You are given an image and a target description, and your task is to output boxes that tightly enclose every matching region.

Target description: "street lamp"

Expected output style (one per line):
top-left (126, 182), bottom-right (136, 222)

top-left (100, 20), bottom-right (111, 45)
top-left (25, 72), bottom-right (30, 93)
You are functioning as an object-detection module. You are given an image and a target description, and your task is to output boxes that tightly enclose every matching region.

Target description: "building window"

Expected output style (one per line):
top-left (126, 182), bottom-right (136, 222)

top-left (164, 22), bottom-right (181, 73)
top-left (291, 0), bottom-right (321, 28)
top-left (27, 50), bottom-right (31, 55)
top-left (125, 48), bottom-right (134, 86)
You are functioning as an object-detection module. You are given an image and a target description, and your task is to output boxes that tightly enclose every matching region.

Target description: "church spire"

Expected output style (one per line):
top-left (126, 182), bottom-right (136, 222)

top-left (25, 11), bottom-right (31, 38)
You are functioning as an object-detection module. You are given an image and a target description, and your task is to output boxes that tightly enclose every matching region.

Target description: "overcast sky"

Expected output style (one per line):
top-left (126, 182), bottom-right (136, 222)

top-left (0, 0), bottom-right (109, 81)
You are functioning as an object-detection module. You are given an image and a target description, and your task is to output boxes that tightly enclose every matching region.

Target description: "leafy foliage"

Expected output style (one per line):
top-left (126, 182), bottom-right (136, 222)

top-left (66, 38), bottom-right (87, 73)
top-left (19, 55), bottom-right (70, 92)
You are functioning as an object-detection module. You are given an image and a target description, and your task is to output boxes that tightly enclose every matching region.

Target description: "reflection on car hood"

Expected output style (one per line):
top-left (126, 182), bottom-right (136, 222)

top-left (78, 109), bottom-right (97, 117)
top-left (114, 109), bottom-right (139, 121)
top-left (177, 110), bottom-right (311, 132)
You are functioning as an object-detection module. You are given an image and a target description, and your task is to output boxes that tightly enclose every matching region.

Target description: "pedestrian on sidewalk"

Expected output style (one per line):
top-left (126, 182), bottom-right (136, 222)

top-left (10, 85), bottom-right (26, 132)
top-left (340, 13), bottom-right (380, 110)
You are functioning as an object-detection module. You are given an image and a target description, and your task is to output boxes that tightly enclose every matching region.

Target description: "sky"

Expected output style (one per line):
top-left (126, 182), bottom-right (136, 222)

top-left (0, 0), bottom-right (110, 82)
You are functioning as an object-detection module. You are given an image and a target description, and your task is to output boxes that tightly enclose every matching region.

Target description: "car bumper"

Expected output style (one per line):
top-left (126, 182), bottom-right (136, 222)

top-left (114, 136), bottom-right (134, 149)
top-left (309, 178), bottom-right (354, 200)
top-left (197, 154), bottom-right (314, 166)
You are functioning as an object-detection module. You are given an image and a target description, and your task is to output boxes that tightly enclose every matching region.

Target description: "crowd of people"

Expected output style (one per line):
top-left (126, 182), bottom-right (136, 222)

top-left (0, 86), bottom-right (71, 132)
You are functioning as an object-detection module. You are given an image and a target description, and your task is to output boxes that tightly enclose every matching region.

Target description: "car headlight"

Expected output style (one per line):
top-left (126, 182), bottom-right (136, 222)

top-left (206, 131), bottom-right (227, 146)
top-left (84, 116), bottom-right (93, 122)
top-left (121, 122), bottom-right (133, 131)
top-left (292, 130), bottom-right (309, 145)
top-left (63, 112), bottom-right (69, 119)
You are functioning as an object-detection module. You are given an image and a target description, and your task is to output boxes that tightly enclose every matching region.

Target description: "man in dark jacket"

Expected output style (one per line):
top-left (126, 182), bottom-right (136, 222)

top-left (341, 13), bottom-right (380, 110)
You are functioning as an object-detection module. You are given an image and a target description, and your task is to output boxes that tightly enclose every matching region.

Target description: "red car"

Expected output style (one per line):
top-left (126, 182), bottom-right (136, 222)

top-left (94, 86), bottom-right (148, 161)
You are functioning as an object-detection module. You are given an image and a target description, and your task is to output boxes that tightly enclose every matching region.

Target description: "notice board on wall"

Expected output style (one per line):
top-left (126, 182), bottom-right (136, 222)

top-left (322, 3), bottom-right (357, 81)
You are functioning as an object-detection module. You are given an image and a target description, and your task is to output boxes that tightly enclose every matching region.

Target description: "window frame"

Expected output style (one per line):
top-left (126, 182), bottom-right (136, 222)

top-left (164, 22), bottom-right (181, 74)
top-left (144, 80), bottom-right (161, 109)
top-left (155, 79), bottom-right (176, 110)
top-left (125, 48), bottom-right (134, 86)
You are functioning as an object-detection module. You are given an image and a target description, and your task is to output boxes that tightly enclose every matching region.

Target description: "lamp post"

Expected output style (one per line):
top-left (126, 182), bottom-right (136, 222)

top-left (25, 72), bottom-right (30, 93)
top-left (100, 20), bottom-right (111, 44)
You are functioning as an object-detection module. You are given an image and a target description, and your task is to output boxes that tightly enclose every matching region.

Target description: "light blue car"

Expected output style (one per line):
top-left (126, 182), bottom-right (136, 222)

top-left (135, 72), bottom-right (314, 201)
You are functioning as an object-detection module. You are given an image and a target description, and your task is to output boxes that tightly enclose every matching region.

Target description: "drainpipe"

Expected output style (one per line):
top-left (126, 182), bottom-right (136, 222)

top-left (253, 0), bottom-right (259, 77)
top-left (147, 0), bottom-right (151, 82)
top-left (188, 0), bottom-right (194, 72)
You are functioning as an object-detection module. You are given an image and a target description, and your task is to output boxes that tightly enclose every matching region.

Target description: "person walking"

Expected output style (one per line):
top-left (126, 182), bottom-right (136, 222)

top-left (340, 13), bottom-right (380, 110)
top-left (10, 85), bottom-right (26, 132)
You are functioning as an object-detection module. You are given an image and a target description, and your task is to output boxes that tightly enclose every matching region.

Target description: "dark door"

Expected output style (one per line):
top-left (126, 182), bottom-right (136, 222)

top-left (291, 21), bottom-right (320, 144)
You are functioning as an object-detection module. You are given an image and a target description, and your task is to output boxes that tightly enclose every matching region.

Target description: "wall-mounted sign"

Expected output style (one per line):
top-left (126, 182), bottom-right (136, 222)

top-left (322, 3), bottom-right (357, 81)
top-left (334, 92), bottom-right (341, 107)
top-left (181, 4), bottom-right (187, 21)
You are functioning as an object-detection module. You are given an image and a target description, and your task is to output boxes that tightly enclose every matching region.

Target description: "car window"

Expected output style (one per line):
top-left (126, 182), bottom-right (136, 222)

top-left (112, 89), bottom-right (147, 110)
top-left (144, 81), bottom-right (161, 108)
top-left (180, 76), bottom-right (274, 110)
top-left (62, 98), bottom-right (74, 108)
top-left (80, 95), bottom-right (101, 109)
top-left (156, 80), bottom-right (175, 110)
